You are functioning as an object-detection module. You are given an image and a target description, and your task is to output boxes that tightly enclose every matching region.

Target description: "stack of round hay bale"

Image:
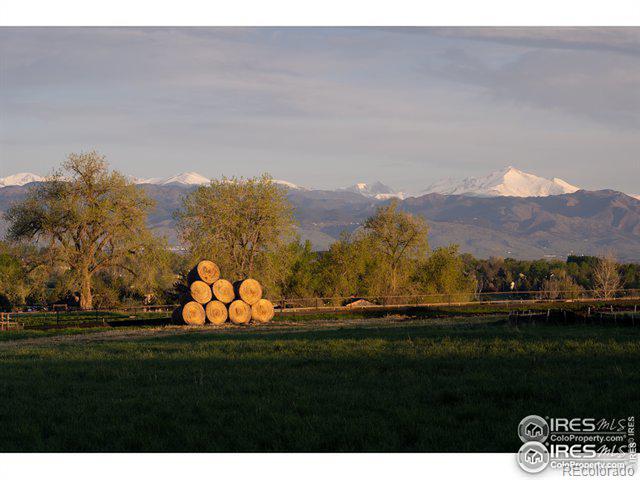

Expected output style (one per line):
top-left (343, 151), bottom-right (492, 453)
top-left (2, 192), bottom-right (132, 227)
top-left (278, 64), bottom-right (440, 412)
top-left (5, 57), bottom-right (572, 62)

top-left (173, 259), bottom-right (275, 326)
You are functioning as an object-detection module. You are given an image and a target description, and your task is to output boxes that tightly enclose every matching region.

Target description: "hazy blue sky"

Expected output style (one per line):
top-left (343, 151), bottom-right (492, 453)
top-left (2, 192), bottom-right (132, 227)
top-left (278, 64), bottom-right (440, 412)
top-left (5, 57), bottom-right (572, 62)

top-left (1, 27), bottom-right (638, 192)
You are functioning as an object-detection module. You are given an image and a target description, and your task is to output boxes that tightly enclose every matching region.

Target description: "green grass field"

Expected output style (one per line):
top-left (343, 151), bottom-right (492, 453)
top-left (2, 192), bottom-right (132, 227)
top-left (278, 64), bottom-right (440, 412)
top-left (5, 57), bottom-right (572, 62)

top-left (0, 317), bottom-right (638, 452)
top-left (9, 309), bottom-right (169, 327)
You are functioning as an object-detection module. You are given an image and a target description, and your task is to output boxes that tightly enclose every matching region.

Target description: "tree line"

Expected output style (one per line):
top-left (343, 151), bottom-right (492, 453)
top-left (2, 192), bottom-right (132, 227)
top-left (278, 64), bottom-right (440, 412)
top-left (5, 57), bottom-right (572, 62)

top-left (1, 152), bottom-right (638, 309)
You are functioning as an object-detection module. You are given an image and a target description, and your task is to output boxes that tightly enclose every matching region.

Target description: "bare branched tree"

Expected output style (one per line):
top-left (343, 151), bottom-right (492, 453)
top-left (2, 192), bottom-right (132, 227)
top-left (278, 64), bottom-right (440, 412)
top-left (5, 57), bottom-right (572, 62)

top-left (593, 252), bottom-right (621, 299)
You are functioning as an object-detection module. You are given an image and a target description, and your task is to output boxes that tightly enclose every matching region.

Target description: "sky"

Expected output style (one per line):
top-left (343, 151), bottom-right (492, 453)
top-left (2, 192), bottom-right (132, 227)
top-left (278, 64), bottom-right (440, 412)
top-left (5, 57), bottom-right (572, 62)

top-left (0, 27), bottom-right (638, 193)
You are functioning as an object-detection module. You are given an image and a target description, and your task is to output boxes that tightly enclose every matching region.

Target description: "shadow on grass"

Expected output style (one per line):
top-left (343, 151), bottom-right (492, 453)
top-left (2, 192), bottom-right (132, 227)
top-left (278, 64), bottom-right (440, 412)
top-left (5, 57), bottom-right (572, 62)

top-left (0, 321), bottom-right (638, 453)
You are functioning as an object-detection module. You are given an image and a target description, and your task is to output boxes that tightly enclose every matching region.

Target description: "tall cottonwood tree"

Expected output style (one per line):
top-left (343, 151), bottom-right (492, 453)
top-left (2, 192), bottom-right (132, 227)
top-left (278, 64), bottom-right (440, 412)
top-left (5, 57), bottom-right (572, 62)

top-left (362, 200), bottom-right (429, 295)
top-left (5, 151), bottom-right (157, 309)
top-left (176, 174), bottom-right (295, 280)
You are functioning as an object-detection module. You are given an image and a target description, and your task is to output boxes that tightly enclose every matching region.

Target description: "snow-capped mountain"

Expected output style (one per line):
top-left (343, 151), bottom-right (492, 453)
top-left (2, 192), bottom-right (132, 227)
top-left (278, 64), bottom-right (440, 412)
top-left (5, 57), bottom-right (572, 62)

top-left (3, 168), bottom-right (636, 204)
top-left (0, 172), bottom-right (45, 187)
top-left (128, 172), bottom-right (211, 186)
top-left (273, 179), bottom-right (304, 190)
top-left (421, 166), bottom-right (580, 198)
top-left (132, 173), bottom-right (304, 189)
top-left (155, 172), bottom-right (210, 186)
top-left (127, 175), bottom-right (163, 185)
top-left (340, 181), bottom-right (405, 200)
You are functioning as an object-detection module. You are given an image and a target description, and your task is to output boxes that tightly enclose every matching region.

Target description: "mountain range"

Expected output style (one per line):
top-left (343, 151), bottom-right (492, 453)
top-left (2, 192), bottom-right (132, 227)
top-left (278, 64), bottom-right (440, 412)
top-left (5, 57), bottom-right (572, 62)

top-left (0, 172), bottom-right (45, 187)
top-left (1, 167), bottom-right (639, 261)
top-left (3, 166), bottom-right (635, 200)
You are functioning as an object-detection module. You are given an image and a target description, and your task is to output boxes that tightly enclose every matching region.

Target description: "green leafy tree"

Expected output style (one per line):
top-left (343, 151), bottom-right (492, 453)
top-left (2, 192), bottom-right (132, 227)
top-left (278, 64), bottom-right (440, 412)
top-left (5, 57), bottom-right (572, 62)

top-left (540, 268), bottom-right (583, 300)
top-left (413, 245), bottom-right (477, 301)
top-left (361, 200), bottom-right (429, 295)
top-left (266, 239), bottom-right (318, 299)
top-left (5, 151), bottom-right (159, 309)
top-left (0, 242), bottom-right (53, 307)
top-left (176, 174), bottom-right (295, 282)
top-left (619, 262), bottom-right (640, 289)
top-left (0, 245), bottom-right (28, 308)
top-left (316, 233), bottom-right (375, 301)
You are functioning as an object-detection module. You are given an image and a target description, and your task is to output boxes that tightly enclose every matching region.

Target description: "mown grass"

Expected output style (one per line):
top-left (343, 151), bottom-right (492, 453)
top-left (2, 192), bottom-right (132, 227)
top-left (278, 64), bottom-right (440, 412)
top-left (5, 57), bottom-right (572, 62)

top-left (0, 319), bottom-right (638, 452)
top-left (279, 298), bottom-right (640, 322)
top-left (10, 310), bottom-right (168, 327)
top-left (0, 327), bottom-right (114, 341)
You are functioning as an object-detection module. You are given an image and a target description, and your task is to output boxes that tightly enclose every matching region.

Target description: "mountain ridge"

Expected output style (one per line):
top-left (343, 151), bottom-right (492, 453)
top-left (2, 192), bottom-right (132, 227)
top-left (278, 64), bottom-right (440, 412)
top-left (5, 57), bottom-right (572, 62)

top-left (0, 166), bottom-right (596, 199)
top-left (1, 183), bottom-right (638, 260)
top-left (420, 166), bottom-right (580, 197)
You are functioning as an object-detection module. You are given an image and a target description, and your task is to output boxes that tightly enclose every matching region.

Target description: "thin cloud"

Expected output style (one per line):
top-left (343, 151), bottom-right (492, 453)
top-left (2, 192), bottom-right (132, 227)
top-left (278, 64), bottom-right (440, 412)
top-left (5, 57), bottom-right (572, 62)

top-left (1, 27), bottom-right (638, 193)
top-left (403, 27), bottom-right (640, 57)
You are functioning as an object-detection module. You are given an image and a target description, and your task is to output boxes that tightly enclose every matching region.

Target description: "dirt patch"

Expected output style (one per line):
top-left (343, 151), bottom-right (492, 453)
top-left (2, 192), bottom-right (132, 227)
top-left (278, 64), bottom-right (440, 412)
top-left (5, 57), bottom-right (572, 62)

top-left (0, 315), bottom-right (506, 351)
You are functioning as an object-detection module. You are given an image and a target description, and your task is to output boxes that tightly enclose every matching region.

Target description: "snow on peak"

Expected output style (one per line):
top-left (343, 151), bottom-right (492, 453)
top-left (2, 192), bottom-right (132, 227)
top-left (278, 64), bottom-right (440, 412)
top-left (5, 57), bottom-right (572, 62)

top-left (421, 166), bottom-right (580, 198)
top-left (552, 177), bottom-right (579, 191)
top-left (128, 172), bottom-right (209, 186)
top-left (341, 181), bottom-right (404, 199)
top-left (157, 172), bottom-right (210, 186)
top-left (273, 179), bottom-right (304, 190)
top-left (0, 172), bottom-right (44, 187)
top-left (127, 175), bottom-right (163, 185)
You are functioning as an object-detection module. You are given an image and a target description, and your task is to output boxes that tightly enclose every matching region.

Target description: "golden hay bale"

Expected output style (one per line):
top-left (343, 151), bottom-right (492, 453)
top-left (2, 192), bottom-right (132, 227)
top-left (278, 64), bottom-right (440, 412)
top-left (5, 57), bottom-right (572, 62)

top-left (180, 301), bottom-right (206, 325)
top-left (234, 278), bottom-right (263, 305)
top-left (189, 260), bottom-right (220, 285)
top-left (228, 300), bottom-right (251, 325)
top-left (251, 298), bottom-right (274, 323)
top-left (190, 280), bottom-right (213, 304)
top-left (205, 300), bottom-right (228, 325)
top-left (212, 279), bottom-right (235, 304)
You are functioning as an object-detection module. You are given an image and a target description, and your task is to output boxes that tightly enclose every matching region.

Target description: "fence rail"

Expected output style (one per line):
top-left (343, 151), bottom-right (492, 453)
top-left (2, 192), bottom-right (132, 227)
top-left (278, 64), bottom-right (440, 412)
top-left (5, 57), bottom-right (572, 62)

top-left (4, 289), bottom-right (640, 316)
top-left (271, 289), bottom-right (640, 311)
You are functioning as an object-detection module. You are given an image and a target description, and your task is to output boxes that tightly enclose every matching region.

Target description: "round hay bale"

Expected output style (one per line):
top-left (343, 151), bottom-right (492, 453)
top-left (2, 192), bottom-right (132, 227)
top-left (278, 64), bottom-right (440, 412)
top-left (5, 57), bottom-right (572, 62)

top-left (251, 299), bottom-right (274, 323)
top-left (180, 301), bottom-right (206, 326)
top-left (189, 260), bottom-right (220, 285)
top-left (190, 280), bottom-right (213, 304)
top-left (212, 279), bottom-right (235, 304)
top-left (205, 300), bottom-right (228, 325)
top-left (234, 278), bottom-right (263, 305)
top-left (228, 300), bottom-right (251, 325)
